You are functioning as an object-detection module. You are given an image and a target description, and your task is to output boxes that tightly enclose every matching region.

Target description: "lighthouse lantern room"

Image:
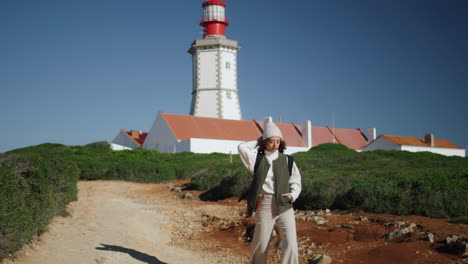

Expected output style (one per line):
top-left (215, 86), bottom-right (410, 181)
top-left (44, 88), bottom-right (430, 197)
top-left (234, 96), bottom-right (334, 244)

top-left (188, 0), bottom-right (242, 120)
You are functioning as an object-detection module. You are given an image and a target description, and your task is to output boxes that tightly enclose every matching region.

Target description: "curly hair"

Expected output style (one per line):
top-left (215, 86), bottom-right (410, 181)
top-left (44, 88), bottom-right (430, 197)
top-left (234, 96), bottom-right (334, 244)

top-left (256, 136), bottom-right (287, 153)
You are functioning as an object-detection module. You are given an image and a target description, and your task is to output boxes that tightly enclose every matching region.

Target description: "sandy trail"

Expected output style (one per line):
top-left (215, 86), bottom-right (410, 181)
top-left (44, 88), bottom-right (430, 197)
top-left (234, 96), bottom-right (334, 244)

top-left (3, 181), bottom-right (208, 264)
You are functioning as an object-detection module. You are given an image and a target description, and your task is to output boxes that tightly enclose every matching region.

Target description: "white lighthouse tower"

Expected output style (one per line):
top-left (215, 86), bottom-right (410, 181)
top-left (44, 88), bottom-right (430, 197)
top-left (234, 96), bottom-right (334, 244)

top-left (188, 0), bottom-right (242, 120)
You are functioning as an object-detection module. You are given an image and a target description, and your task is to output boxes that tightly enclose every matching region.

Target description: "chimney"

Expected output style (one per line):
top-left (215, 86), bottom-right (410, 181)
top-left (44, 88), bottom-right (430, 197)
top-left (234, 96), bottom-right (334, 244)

top-left (302, 120), bottom-right (312, 148)
top-left (367, 127), bottom-right (377, 142)
top-left (425, 133), bottom-right (435, 147)
top-left (131, 130), bottom-right (140, 139)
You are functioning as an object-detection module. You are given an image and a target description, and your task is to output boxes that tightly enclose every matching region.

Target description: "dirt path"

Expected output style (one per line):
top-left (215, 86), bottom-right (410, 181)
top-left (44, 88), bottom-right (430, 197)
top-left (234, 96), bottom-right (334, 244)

top-left (3, 180), bottom-right (467, 264)
top-left (2, 180), bottom-right (246, 264)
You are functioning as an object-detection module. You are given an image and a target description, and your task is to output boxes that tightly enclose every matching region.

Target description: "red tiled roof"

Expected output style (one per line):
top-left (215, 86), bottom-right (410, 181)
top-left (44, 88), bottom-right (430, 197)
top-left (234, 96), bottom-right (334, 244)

top-left (161, 113), bottom-right (262, 142)
top-left (310, 126), bottom-right (368, 150)
top-left (162, 112), bottom-right (372, 150)
top-left (312, 126), bottom-right (335, 146)
top-left (160, 113), bottom-right (308, 147)
top-left (381, 135), bottom-right (463, 149)
top-left (333, 127), bottom-right (369, 150)
top-left (160, 112), bottom-right (368, 149)
top-left (124, 130), bottom-right (148, 146)
top-left (257, 122), bottom-right (307, 147)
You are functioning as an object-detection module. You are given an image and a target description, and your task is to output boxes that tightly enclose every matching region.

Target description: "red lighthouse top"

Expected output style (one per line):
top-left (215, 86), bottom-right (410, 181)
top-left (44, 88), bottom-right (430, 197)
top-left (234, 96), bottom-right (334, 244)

top-left (200, 0), bottom-right (229, 37)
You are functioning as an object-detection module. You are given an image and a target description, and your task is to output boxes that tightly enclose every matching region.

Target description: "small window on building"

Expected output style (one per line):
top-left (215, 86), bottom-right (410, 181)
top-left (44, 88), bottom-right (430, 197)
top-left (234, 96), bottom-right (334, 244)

top-left (226, 62), bottom-right (231, 69)
top-left (226, 92), bottom-right (232, 99)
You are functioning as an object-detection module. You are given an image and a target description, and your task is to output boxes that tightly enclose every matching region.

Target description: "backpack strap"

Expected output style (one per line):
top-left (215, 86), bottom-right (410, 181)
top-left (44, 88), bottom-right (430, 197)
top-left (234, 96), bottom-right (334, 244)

top-left (253, 151), bottom-right (264, 176)
top-left (286, 155), bottom-right (294, 176)
top-left (238, 152), bottom-right (264, 202)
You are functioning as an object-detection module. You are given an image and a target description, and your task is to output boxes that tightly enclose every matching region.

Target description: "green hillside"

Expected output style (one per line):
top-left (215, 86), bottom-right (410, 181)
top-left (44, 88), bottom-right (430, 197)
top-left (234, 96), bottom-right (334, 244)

top-left (1, 142), bottom-right (467, 259)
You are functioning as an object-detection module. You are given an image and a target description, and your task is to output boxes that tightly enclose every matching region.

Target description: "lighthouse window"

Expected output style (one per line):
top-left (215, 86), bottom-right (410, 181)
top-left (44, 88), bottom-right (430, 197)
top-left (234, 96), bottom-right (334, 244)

top-left (226, 92), bottom-right (232, 99)
top-left (226, 62), bottom-right (231, 69)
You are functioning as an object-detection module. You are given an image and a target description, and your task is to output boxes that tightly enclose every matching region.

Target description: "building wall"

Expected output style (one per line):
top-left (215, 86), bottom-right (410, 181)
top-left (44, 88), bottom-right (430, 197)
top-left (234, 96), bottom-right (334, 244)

top-left (364, 138), bottom-right (398, 151)
top-left (364, 137), bottom-right (465, 157)
top-left (110, 143), bottom-right (133, 150)
top-left (176, 139), bottom-right (191, 153)
top-left (110, 130), bottom-right (140, 150)
top-left (219, 47), bottom-right (241, 119)
top-left (219, 47), bottom-right (237, 90)
top-left (188, 138), bottom-right (242, 154)
top-left (284, 146), bottom-right (311, 155)
top-left (191, 49), bottom-right (219, 118)
top-left (143, 113), bottom-right (178, 153)
top-left (219, 89), bottom-right (241, 119)
top-left (178, 138), bottom-right (309, 155)
top-left (401, 145), bottom-right (466, 157)
top-left (192, 90), bottom-right (219, 118)
top-left (198, 49), bottom-right (218, 88)
top-left (189, 38), bottom-right (241, 120)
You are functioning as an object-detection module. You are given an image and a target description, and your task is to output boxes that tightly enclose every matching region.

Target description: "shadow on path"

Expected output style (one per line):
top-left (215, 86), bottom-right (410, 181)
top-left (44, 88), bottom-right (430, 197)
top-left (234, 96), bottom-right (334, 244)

top-left (96, 243), bottom-right (168, 264)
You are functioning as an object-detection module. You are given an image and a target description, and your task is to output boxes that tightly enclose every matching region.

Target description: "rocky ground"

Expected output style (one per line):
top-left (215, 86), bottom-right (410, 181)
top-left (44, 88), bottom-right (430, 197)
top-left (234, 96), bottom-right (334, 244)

top-left (2, 180), bottom-right (467, 264)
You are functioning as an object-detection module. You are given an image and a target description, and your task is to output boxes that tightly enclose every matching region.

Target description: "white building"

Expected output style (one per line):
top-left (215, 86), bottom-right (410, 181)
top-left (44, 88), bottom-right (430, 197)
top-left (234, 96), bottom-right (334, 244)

top-left (110, 129), bottom-right (147, 150)
top-left (364, 134), bottom-right (466, 157)
top-left (188, 0), bottom-right (242, 120)
top-left (111, 111), bottom-right (370, 154)
top-left (142, 111), bottom-right (311, 154)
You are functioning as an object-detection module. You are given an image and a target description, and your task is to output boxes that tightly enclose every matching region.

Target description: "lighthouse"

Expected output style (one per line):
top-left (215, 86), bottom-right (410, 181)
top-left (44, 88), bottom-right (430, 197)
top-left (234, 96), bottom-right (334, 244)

top-left (188, 0), bottom-right (242, 120)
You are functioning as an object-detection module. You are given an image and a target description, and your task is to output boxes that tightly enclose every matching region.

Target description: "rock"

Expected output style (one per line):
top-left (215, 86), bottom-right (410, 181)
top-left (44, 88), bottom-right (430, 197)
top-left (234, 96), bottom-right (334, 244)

top-left (446, 235), bottom-right (459, 244)
top-left (181, 192), bottom-right (193, 199)
top-left (385, 220), bottom-right (406, 227)
top-left (202, 214), bottom-right (220, 222)
top-left (218, 220), bottom-right (228, 229)
top-left (426, 232), bottom-right (434, 243)
top-left (171, 186), bottom-right (182, 193)
top-left (386, 223), bottom-right (417, 239)
top-left (445, 235), bottom-right (468, 256)
top-left (312, 216), bottom-right (328, 225)
top-left (357, 216), bottom-right (368, 222)
top-left (309, 254), bottom-right (332, 264)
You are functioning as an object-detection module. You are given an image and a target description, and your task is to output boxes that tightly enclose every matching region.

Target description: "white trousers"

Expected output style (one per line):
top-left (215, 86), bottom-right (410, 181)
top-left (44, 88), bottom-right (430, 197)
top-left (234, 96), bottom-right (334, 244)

top-left (251, 193), bottom-right (299, 264)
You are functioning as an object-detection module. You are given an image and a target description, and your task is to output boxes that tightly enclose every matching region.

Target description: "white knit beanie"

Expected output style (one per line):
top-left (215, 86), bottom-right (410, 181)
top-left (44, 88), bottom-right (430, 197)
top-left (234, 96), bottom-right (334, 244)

top-left (263, 122), bottom-right (283, 140)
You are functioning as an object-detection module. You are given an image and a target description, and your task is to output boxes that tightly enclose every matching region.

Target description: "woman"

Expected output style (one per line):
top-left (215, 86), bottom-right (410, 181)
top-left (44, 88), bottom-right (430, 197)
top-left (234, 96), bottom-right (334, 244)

top-left (238, 121), bottom-right (302, 264)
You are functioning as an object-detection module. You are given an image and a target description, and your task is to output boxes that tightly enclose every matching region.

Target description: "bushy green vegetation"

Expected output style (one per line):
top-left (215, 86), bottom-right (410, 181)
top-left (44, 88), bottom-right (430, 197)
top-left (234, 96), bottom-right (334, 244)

top-left (293, 144), bottom-right (467, 218)
top-left (7, 142), bottom-right (235, 183)
top-left (0, 150), bottom-right (79, 259)
top-left (188, 143), bottom-right (467, 219)
top-left (1, 141), bottom-right (467, 259)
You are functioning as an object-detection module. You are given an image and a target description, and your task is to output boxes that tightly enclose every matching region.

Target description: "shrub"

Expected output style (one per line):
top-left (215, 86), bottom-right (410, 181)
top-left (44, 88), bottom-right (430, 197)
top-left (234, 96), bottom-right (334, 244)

top-left (0, 152), bottom-right (80, 259)
top-left (198, 167), bottom-right (250, 201)
top-left (292, 146), bottom-right (468, 218)
top-left (84, 141), bottom-right (111, 150)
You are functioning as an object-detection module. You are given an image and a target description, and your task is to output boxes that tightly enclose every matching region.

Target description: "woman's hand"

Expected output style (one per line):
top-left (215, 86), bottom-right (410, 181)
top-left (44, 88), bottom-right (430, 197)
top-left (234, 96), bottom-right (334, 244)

top-left (281, 193), bottom-right (294, 202)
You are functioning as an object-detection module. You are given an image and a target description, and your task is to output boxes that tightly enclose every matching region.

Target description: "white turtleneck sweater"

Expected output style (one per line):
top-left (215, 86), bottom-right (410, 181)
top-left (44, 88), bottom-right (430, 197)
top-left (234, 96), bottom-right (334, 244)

top-left (238, 140), bottom-right (302, 202)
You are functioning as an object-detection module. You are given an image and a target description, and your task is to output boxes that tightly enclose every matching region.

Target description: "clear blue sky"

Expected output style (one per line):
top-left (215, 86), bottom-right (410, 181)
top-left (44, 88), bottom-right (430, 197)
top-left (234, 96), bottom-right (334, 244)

top-left (2, 0), bottom-right (467, 152)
